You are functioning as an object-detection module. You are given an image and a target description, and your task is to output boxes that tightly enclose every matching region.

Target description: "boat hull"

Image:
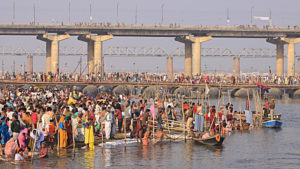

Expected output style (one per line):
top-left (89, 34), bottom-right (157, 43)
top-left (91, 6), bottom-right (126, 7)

top-left (262, 120), bottom-right (282, 128)
top-left (193, 135), bottom-right (225, 146)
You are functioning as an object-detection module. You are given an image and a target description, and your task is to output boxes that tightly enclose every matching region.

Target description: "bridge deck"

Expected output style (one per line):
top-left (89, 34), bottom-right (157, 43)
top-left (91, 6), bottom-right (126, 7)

top-left (0, 81), bottom-right (299, 89)
top-left (1, 24), bottom-right (300, 38)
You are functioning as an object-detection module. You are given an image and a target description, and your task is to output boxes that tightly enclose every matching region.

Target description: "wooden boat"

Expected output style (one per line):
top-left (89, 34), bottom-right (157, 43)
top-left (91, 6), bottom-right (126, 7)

top-left (193, 134), bottom-right (225, 146)
top-left (262, 120), bottom-right (282, 128)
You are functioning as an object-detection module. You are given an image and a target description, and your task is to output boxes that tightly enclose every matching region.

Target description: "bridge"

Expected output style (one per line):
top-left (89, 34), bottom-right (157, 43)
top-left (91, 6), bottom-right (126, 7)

top-left (1, 81), bottom-right (300, 89)
top-left (3, 45), bottom-right (298, 58)
top-left (1, 24), bottom-right (300, 38)
top-left (1, 24), bottom-right (300, 77)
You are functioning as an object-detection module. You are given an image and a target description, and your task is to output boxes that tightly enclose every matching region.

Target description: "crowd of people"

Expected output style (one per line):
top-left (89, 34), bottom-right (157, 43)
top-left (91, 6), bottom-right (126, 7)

top-left (2, 71), bottom-right (300, 85)
top-left (0, 84), bottom-right (277, 162)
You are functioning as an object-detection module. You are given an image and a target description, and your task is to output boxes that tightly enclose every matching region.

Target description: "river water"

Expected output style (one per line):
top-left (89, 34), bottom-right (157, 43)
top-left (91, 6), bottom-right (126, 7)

top-left (1, 98), bottom-right (300, 169)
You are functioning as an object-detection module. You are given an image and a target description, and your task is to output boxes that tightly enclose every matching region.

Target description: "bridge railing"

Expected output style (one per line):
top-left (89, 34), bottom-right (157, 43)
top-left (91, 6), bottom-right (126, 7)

top-left (1, 23), bottom-right (300, 32)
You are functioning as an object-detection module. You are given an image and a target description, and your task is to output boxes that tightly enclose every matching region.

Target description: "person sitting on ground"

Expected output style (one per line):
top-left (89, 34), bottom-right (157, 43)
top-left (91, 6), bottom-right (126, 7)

top-left (15, 147), bottom-right (25, 161)
top-left (39, 142), bottom-right (48, 158)
top-left (4, 138), bottom-right (18, 160)
top-left (23, 147), bottom-right (32, 160)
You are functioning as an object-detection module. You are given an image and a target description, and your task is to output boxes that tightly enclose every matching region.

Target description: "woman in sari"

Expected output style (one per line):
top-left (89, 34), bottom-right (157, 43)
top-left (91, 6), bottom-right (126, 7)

top-left (4, 138), bottom-right (18, 160)
top-left (84, 118), bottom-right (94, 150)
top-left (0, 115), bottom-right (10, 145)
top-left (18, 126), bottom-right (32, 149)
top-left (58, 115), bottom-right (68, 148)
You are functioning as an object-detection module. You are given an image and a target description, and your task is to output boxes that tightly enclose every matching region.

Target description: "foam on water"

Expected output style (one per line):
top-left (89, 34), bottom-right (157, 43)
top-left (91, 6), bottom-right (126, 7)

top-left (98, 134), bottom-right (185, 147)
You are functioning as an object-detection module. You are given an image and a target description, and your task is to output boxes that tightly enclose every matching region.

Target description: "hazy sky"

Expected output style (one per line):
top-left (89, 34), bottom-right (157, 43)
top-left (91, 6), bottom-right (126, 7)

top-left (0, 0), bottom-right (300, 73)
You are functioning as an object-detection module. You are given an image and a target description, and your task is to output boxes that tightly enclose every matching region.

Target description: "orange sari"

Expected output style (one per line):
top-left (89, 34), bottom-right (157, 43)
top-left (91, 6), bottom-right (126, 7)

top-left (58, 116), bottom-right (68, 148)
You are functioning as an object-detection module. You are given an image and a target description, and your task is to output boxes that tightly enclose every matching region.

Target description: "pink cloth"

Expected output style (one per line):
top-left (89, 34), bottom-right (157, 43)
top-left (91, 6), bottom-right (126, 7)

top-left (4, 138), bottom-right (17, 160)
top-left (150, 105), bottom-right (156, 118)
top-left (18, 128), bottom-right (28, 148)
top-left (202, 133), bottom-right (210, 139)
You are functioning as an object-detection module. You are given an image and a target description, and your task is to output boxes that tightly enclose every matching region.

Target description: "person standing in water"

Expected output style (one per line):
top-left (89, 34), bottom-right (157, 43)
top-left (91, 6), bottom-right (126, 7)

top-left (269, 99), bottom-right (275, 120)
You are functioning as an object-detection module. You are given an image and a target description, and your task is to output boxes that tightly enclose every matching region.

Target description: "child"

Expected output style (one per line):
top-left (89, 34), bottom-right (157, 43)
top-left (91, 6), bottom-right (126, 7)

top-left (15, 148), bottom-right (25, 161)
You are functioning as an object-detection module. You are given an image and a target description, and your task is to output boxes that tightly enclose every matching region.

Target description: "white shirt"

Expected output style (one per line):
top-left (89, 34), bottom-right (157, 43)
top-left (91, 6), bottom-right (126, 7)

top-left (15, 153), bottom-right (24, 161)
top-left (7, 111), bottom-right (15, 120)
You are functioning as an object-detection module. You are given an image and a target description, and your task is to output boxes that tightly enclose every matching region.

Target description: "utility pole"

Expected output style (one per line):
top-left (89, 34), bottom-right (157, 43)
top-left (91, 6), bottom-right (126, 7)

top-left (69, 0), bottom-right (71, 24)
top-left (13, 0), bottom-right (15, 24)
top-left (135, 4), bottom-right (138, 25)
top-left (226, 8), bottom-right (230, 26)
top-left (2, 60), bottom-right (4, 76)
top-left (269, 8), bottom-right (272, 26)
top-left (116, 1), bottom-right (119, 23)
top-left (250, 6), bottom-right (254, 25)
top-left (161, 3), bottom-right (164, 25)
top-left (33, 3), bottom-right (36, 24)
top-left (89, 0), bottom-right (92, 24)
top-left (79, 56), bottom-right (82, 76)
top-left (13, 60), bottom-right (15, 73)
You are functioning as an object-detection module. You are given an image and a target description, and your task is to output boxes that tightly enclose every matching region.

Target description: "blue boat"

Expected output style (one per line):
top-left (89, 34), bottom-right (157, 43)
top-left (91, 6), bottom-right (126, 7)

top-left (262, 120), bottom-right (282, 128)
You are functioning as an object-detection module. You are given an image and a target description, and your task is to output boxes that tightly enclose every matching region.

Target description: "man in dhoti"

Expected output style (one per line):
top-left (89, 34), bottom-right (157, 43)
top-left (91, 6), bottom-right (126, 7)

top-left (104, 109), bottom-right (112, 140)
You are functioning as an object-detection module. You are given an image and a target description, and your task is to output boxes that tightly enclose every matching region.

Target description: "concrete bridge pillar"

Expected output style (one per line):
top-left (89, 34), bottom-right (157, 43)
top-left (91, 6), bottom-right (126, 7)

top-left (175, 36), bottom-right (211, 76)
top-left (266, 38), bottom-right (285, 76)
top-left (27, 55), bottom-right (33, 73)
top-left (175, 38), bottom-right (192, 77)
top-left (281, 37), bottom-right (300, 77)
top-left (166, 56), bottom-right (173, 80)
top-left (37, 34), bottom-right (70, 73)
top-left (186, 36), bottom-right (212, 76)
top-left (298, 58), bottom-right (300, 75)
top-left (78, 34), bottom-right (113, 74)
top-left (233, 57), bottom-right (240, 76)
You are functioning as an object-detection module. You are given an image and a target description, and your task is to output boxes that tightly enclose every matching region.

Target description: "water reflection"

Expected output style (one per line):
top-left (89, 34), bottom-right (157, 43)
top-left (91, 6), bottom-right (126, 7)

top-left (102, 148), bottom-right (112, 168)
top-left (81, 150), bottom-right (95, 169)
top-left (142, 145), bottom-right (150, 160)
top-left (184, 141), bottom-right (193, 169)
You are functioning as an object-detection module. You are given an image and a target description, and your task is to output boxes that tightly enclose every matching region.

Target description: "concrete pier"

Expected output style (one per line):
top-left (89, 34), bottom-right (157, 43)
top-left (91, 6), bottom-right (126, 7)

top-left (267, 38), bottom-right (285, 76)
top-left (27, 55), bottom-right (33, 73)
top-left (78, 34), bottom-right (113, 74)
top-left (37, 34), bottom-right (70, 73)
top-left (233, 57), bottom-right (240, 76)
top-left (175, 36), bottom-right (211, 76)
top-left (186, 36), bottom-right (212, 76)
top-left (166, 56), bottom-right (173, 80)
top-left (281, 38), bottom-right (300, 76)
top-left (175, 37), bottom-right (192, 77)
top-left (185, 42), bottom-right (192, 77)
top-left (298, 58), bottom-right (300, 75)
